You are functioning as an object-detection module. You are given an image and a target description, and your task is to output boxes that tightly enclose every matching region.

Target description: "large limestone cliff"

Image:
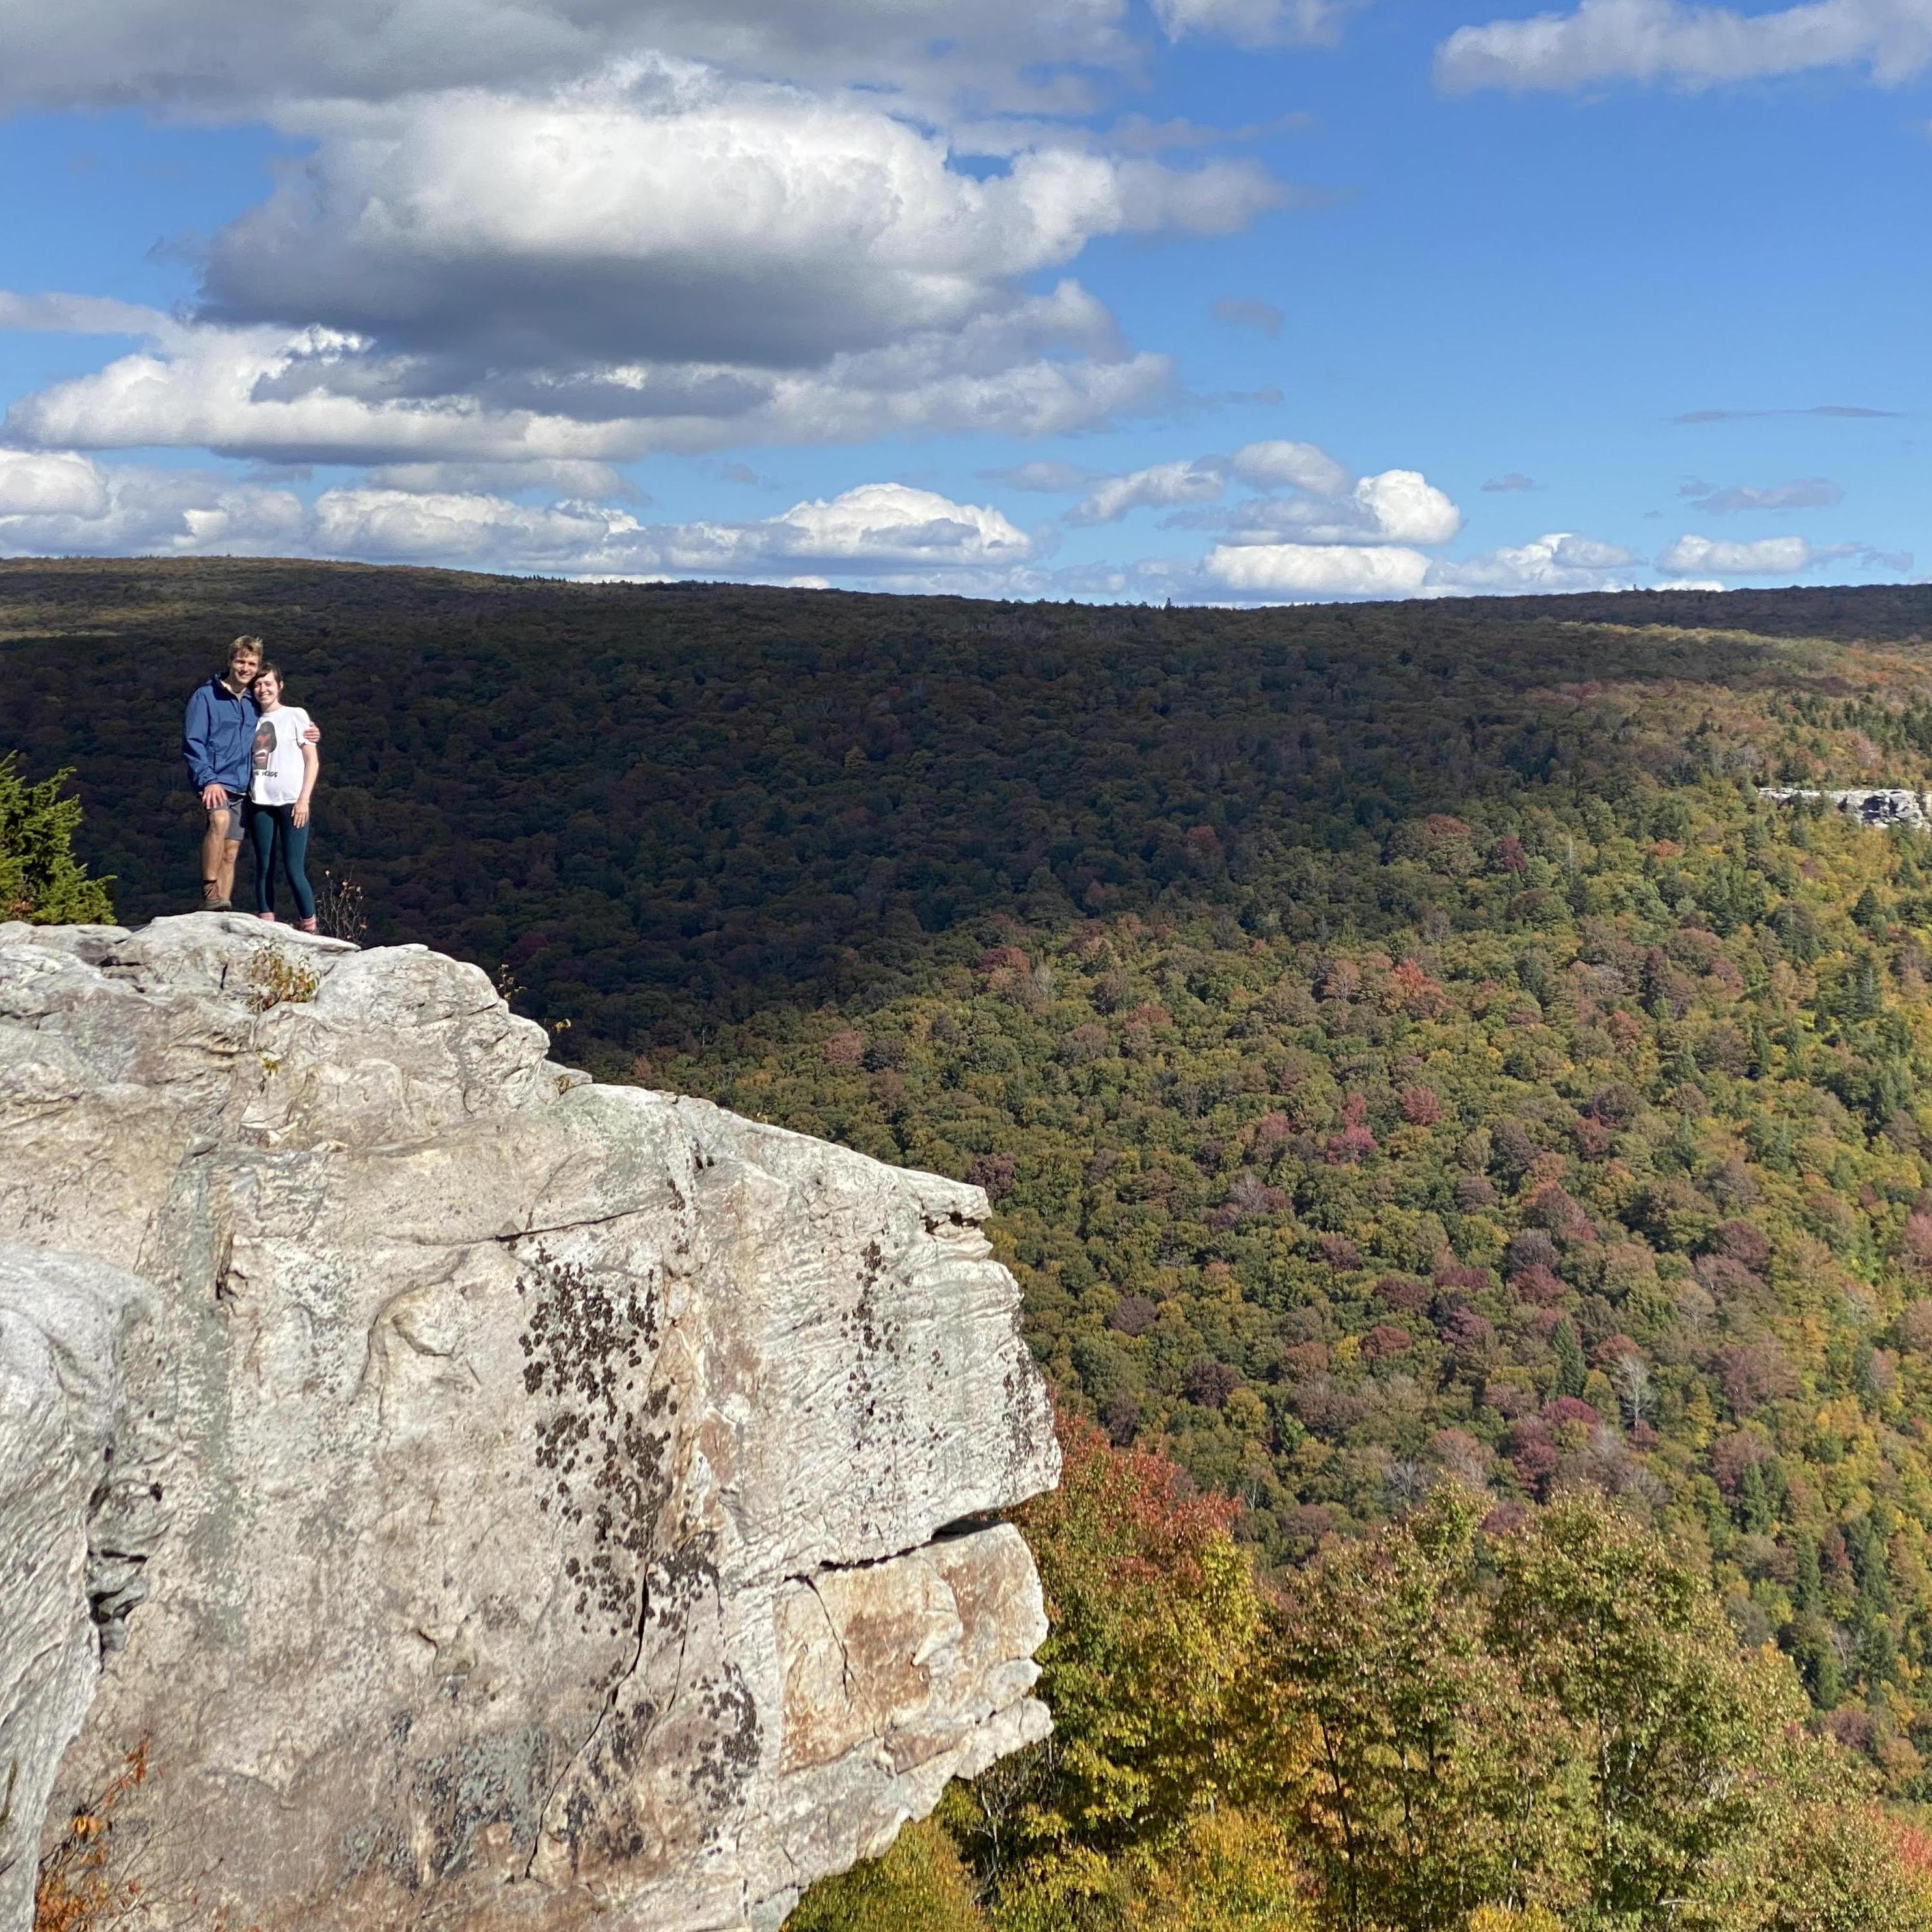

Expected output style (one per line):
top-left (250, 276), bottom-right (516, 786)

top-left (0, 917), bottom-right (1058, 1932)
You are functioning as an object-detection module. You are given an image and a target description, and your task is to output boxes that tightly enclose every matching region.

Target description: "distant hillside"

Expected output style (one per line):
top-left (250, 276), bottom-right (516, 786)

top-left (23, 558), bottom-right (1932, 1783)
top-left (8, 557), bottom-right (1932, 1068)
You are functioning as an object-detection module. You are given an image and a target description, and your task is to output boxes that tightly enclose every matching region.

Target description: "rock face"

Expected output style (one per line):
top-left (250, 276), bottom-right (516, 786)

top-left (0, 916), bottom-right (1058, 1932)
top-left (1758, 785), bottom-right (1931, 829)
top-left (0, 1247), bottom-right (154, 1931)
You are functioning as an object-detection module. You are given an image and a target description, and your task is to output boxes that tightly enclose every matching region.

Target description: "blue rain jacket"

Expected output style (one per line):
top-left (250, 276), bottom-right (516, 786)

top-left (182, 675), bottom-right (258, 795)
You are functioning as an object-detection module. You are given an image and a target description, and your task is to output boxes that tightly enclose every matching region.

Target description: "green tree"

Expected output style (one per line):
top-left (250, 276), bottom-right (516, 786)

top-left (785, 1817), bottom-right (987, 1932)
top-left (1273, 1484), bottom-right (1566, 1931)
top-left (958, 1415), bottom-right (1296, 1910)
top-left (0, 755), bottom-right (112, 924)
top-left (1486, 1489), bottom-right (1814, 1926)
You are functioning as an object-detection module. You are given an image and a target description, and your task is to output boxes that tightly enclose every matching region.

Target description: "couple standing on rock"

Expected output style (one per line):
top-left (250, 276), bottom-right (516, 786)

top-left (182, 635), bottom-right (323, 929)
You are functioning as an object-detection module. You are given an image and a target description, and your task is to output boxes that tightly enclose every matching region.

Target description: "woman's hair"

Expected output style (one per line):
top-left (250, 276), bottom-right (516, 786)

top-left (251, 662), bottom-right (284, 693)
top-left (230, 634), bottom-right (264, 663)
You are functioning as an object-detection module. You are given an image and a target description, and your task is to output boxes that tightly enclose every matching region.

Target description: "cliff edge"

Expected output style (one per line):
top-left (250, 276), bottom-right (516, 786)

top-left (0, 916), bottom-right (1058, 1932)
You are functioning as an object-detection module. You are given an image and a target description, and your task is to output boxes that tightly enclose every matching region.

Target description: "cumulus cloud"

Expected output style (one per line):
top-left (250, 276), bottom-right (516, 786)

top-left (316, 478), bottom-right (1031, 574)
top-left (1228, 439), bottom-right (1353, 497)
top-left (1657, 533), bottom-right (1830, 575)
top-left (1436, 0), bottom-right (1932, 94)
top-left (199, 69), bottom-right (1280, 374)
top-left (361, 458), bottom-right (637, 497)
top-left (1352, 469), bottom-right (1462, 544)
top-left (1431, 532), bottom-right (1639, 593)
top-left (1069, 457), bottom-right (1229, 523)
top-left (0, 17), bottom-right (1296, 473)
top-left (1202, 528), bottom-right (1640, 601)
top-left (0, 449), bottom-right (306, 556)
top-left (0, 449), bottom-right (1033, 584)
top-left (1659, 532), bottom-right (1914, 576)
top-left (3, 284), bottom-right (1173, 461)
top-left (0, 449), bottom-right (111, 520)
top-left (1191, 469), bottom-right (1460, 545)
top-left (1204, 541), bottom-right (1433, 597)
top-left (1679, 476), bottom-right (1843, 513)
top-left (1059, 439), bottom-right (1462, 547)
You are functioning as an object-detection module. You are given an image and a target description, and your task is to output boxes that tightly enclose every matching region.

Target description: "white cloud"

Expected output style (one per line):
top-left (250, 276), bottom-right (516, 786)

top-left (0, 449), bottom-right (111, 520)
top-left (1352, 468), bottom-right (1462, 544)
top-left (1436, 0), bottom-right (1932, 94)
top-left (1152, 0), bottom-right (1359, 47)
top-left (1204, 528), bottom-right (1637, 601)
top-left (0, 450), bottom-right (306, 556)
top-left (336, 473), bottom-right (1039, 582)
top-left (362, 458), bottom-right (636, 496)
top-left (1192, 467), bottom-right (1462, 545)
top-left (0, 450), bottom-right (1033, 586)
top-left (1657, 532), bottom-right (1827, 574)
top-left (0, 31), bottom-right (1284, 470)
top-left (3, 286), bottom-right (1173, 462)
top-left (1430, 531), bottom-right (1639, 593)
top-left (1228, 438), bottom-right (1353, 497)
top-left (200, 70), bottom-right (1279, 374)
top-left (1056, 440), bottom-right (1462, 547)
top-left (1069, 457), bottom-right (1228, 523)
top-left (1204, 541), bottom-right (1433, 597)
top-left (742, 483), bottom-right (1031, 566)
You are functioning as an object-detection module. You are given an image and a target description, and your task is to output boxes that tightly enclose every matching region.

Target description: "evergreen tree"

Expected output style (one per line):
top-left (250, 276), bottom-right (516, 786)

top-left (0, 754), bottom-right (112, 925)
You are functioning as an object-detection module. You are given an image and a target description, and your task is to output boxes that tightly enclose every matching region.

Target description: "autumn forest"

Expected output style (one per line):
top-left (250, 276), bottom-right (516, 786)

top-left (14, 558), bottom-right (1932, 1927)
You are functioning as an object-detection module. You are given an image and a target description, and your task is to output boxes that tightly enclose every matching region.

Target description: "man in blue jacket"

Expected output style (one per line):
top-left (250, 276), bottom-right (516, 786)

top-left (182, 636), bottom-right (316, 910)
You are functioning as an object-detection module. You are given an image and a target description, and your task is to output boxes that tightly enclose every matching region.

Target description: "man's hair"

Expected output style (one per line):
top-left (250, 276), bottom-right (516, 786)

top-left (229, 635), bottom-right (264, 664)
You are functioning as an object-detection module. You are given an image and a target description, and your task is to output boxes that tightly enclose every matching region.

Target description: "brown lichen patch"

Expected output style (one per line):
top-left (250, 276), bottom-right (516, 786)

top-left (516, 1248), bottom-right (668, 1637)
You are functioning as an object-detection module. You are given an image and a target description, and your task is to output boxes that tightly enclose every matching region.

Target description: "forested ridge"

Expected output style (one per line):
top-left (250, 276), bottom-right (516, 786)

top-left (16, 557), bottom-right (1932, 1925)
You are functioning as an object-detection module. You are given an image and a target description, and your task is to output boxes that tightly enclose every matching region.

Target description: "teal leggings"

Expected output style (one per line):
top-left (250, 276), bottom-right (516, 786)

top-left (247, 802), bottom-right (316, 920)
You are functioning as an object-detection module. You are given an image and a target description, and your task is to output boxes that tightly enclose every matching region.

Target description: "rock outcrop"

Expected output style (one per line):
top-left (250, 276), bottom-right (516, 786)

top-left (0, 917), bottom-right (1058, 1932)
top-left (1757, 785), bottom-right (1931, 829)
top-left (0, 1247), bottom-right (154, 1931)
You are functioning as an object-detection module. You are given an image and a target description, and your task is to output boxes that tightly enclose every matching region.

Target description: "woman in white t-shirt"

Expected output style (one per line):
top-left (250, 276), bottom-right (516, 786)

top-left (245, 665), bottom-right (321, 930)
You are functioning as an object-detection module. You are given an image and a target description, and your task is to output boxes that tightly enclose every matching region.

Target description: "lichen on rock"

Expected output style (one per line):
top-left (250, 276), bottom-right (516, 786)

top-left (0, 916), bottom-right (1057, 1932)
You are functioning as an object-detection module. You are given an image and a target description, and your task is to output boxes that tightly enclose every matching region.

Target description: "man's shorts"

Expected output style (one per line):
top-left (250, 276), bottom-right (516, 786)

top-left (203, 789), bottom-right (247, 841)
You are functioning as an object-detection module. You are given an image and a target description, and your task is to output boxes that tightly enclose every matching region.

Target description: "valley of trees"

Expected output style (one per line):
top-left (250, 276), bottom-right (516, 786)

top-left (16, 558), bottom-right (1932, 1924)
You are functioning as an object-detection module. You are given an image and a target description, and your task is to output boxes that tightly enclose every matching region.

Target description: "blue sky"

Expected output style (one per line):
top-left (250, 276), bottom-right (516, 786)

top-left (1, 0), bottom-right (1928, 598)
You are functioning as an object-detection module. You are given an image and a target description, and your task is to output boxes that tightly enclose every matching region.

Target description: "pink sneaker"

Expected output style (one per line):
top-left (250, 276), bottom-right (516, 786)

top-left (257, 912), bottom-right (277, 923)
top-left (297, 918), bottom-right (318, 933)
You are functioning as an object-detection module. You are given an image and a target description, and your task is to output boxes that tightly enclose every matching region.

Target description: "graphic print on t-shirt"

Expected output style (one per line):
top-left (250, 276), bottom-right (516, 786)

top-left (249, 708), bottom-right (310, 806)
